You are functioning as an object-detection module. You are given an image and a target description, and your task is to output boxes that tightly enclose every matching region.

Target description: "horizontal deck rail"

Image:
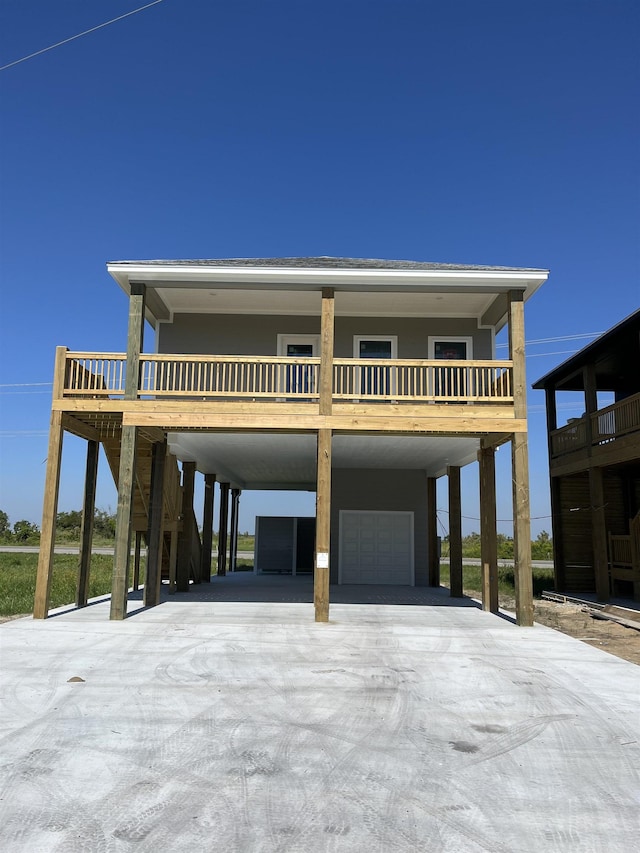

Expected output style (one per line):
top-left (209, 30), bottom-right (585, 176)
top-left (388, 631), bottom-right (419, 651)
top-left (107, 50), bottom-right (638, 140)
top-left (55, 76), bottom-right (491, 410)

top-left (61, 352), bottom-right (515, 404)
top-left (550, 392), bottom-right (640, 457)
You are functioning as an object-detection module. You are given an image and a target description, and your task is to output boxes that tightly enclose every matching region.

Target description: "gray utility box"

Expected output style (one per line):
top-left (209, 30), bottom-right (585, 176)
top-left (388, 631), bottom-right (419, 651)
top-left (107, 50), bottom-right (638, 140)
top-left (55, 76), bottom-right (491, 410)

top-left (254, 516), bottom-right (316, 575)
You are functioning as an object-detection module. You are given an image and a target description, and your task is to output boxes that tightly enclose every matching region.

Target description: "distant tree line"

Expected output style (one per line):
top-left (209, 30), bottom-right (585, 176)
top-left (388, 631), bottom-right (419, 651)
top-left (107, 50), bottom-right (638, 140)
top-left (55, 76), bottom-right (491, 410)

top-left (0, 509), bottom-right (117, 545)
top-left (440, 530), bottom-right (553, 561)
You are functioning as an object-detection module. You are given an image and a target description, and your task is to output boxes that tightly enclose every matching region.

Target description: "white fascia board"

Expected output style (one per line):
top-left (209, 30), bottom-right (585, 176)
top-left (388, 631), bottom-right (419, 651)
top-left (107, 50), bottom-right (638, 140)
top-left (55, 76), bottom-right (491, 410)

top-left (107, 263), bottom-right (549, 294)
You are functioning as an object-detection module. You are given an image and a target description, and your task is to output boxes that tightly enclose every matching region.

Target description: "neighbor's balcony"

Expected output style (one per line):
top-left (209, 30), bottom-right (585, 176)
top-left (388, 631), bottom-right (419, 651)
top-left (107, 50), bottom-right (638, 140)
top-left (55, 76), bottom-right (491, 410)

top-left (59, 351), bottom-right (515, 405)
top-left (550, 392), bottom-right (640, 457)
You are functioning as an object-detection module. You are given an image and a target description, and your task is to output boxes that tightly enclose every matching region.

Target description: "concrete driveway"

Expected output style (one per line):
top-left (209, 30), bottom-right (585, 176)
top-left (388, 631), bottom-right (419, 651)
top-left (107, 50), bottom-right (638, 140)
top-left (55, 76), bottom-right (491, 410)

top-left (1, 577), bottom-right (638, 852)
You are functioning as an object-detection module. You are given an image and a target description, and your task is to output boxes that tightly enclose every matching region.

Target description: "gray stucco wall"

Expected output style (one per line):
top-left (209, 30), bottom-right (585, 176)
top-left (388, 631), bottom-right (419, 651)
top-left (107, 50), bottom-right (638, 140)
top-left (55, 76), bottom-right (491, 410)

top-left (157, 314), bottom-right (492, 359)
top-left (330, 469), bottom-right (429, 585)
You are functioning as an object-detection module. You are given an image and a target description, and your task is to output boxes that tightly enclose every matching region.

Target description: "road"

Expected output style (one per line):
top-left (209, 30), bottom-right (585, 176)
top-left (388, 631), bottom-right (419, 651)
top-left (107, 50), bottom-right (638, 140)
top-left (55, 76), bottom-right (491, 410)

top-left (0, 545), bottom-right (553, 569)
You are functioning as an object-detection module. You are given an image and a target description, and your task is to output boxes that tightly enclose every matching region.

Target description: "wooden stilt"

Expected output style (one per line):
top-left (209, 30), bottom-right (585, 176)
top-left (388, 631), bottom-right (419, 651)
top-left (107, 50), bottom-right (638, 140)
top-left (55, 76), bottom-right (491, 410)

top-left (33, 409), bottom-right (64, 619)
top-left (589, 466), bottom-right (610, 602)
top-left (427, 477), bottom-right (440, 587)
top-left (229, 488), bottom-right (240, 572)
top-left (508, 290), bottom-right (534, 627)
top-left (447, 465), bottom-right (463, 597)
top-left (200, 473), bottom-right (216, 582)
top-left (110, 424), bottom-right (138, 620)
top-left (144, 440), bottom-right (166, 607)
top-left (76, 438), bottom-right (98, 607)
top-left (217, 482), bottom-right (230, 575)
top-left (133, 531), bottom-right (143, 591)
top-left (314, 428), bottom-right (332, 622)
top-left (479, 443), bottom-right (498, 612)
top-left (168, 529), bottom-right (178, 593)
top-left (177, 461), bottom-right (196, 592)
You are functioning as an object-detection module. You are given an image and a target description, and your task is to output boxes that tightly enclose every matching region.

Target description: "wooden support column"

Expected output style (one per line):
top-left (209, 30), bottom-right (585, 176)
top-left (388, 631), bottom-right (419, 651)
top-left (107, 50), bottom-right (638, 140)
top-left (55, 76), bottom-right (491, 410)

top-left (110, 283), bottom-right (146, 620)
top-left (427, 476), bottom-right (440, 587)
top-left (110, 425), bottom-right (138, 620)
top-left (132, 531), bottom-right (143, 590)
top-left (508, 290), bottom-right (533, 626)
top-left (319, 288), bottom-right (335, 416)
top-left (33, 409), bottom-right (65, 619)
top-left (544, 386), bottom-right (566, 591)
top-left (176, 461), bottom-right (196, 592)
top-left (314, 428), bottom-right (332, 622)
top-left (200, 473), bottom-right (216, 582)
top-left (589, 466), bottom-right (610, 602)
top-left (479, 443), bottom-right (498, 612)
top-left (217, 482), bottom-right (230, 576)
top-left (229, 488), bottom-right (240, 572)
top-left (144, 439), bottom-right (167, 607)
top-left (76, 438), bottom-right (99, 607)
top-left (447, 466), bottom-right (463, 597)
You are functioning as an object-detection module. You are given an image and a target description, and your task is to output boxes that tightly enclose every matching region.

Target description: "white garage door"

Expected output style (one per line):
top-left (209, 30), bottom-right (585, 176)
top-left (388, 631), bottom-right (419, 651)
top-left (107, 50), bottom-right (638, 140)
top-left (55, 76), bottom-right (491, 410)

top-left (339, 511), bottom-right (414, 585)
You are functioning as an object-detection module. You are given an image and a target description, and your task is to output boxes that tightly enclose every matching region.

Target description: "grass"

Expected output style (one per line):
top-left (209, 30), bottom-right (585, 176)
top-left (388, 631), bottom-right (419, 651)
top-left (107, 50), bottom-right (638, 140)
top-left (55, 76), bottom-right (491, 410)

top-left (0, 552), bottom-right (116, 618)
top-left (1, 552), bottom-right (553, 619)
top-left (439, 562), bottom-right (555, 598)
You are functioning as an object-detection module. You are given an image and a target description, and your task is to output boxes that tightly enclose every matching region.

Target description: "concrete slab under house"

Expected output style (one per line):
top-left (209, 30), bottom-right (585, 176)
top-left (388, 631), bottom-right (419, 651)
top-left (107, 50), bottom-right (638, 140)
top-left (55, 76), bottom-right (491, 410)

top-left (34, 257), bottom-right (549, 625)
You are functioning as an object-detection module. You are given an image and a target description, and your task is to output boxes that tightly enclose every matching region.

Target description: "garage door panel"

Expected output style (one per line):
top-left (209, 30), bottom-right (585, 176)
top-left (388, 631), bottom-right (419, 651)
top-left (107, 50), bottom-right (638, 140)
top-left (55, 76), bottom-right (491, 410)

top-left (339, 511), bottom-right (414, 585)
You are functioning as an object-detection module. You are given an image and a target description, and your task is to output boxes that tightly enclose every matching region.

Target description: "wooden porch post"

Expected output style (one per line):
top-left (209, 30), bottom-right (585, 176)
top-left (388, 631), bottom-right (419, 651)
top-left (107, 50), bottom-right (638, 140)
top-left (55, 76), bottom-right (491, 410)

top-left (427, 476), bottom-right (440, 587)
top-left (314, 428), bottom-right (332, 621)
top-left (229, 488), bottom-right (240, 572)
top-left (217, 482), bottom-right (230, 576)
top-left (110, 283), bottom-right (146, 620)
top-left (589, 467), bottom-right (610, 601)
top-left (76, 438), bottom-right (99, 607)
top-left (144, 439), bottom-right (166, 607)
top-left (200, 473), bottom-right (216, 582)
top-left (33, 409), bottom-right (65, 619)
top-left (447, 465), bottom-right (463, 597)
top-left (508, 290), bottom-right (533, 626)
top-left (319, 288), bottom-right (335, 416)
top-left (176, 461), bottom-right (196, 592)
top-left (544, 386), bottom-right (566, 591)
top-left (110, 425), bottom-right (138, 619)
top-left (479, 442), bottom-right (498, 612)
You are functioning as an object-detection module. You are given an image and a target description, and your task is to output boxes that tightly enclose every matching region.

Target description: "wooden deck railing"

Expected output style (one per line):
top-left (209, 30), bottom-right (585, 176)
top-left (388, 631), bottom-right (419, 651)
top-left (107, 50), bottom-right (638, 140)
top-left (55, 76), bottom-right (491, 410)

top-left (61, 352), bottom-right (515, 404)
top-left (550, 392), bottom-right (640, 457)
top-left (332, 358), bottom-right (513, 402)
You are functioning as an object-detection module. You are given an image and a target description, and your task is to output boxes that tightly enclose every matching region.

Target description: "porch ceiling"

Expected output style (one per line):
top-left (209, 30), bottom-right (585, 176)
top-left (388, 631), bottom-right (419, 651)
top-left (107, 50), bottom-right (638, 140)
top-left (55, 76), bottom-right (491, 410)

top-left (166, 431), bottom-right (481, 490)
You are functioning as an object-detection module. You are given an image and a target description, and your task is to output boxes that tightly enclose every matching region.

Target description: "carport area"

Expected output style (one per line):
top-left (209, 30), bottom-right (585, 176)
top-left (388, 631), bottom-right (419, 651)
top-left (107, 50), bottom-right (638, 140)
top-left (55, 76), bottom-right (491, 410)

top-left (1, 582), bottom-right (639, 852)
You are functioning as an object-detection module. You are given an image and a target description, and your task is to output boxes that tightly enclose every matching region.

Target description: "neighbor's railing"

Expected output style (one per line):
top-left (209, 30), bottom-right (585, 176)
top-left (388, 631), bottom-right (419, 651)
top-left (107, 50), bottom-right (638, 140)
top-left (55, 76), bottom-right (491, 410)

top-left (61, 352), bottom-right (514, 404)
top-left (550, 392), bottom-right (640, 457)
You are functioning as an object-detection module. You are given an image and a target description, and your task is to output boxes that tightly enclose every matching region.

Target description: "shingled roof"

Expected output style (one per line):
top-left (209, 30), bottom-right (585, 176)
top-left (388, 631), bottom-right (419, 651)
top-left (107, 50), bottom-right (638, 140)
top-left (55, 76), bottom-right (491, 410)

top-left (109, 256), bottom-right (547, 273)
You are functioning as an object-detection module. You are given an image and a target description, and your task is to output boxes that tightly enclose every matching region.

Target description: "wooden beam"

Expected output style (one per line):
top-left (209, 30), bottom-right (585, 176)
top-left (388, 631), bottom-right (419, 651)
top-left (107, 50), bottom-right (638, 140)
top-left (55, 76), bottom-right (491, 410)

top-left (511, 432), bottom-right (534, 626)
top-left (132, 531), bottom-right (143, 590)
top-left (200, 473), bottom-right (216, 583)
top-left (447, 466), bottom-right (463, 597)
top-left (314, 428), bottom-right (332, 622)
top-left (427, 476), bottom-right (439, 587)
top-left (479, 443), bottom-right (498, 613)
top-left (176, 461), bottom-right (196, 592)
top-left (589, 466), bottom-right (610, 602)
top-left (124, 283), bottom-right (146, 401)
top-left (110, 425), bottom-right (138, 620)
top-left (144, 440), bottom-right (167, 607)
top-left (319, 288), bottom-right (335, 416)
top-left (61, 413), bottom-right (100, 442)
top-left (33, 411), bottom-right (64, 619)
top-left (229, 488), bottom-right (240, 572)
top-left (217, 482), bottom-right (230, 576)
top-left (76, 439), bottom-right (99, 607)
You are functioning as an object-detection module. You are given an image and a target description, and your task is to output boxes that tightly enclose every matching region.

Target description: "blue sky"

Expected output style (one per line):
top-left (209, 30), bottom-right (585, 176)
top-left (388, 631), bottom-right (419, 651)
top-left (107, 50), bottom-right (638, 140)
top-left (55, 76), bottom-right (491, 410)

top-left (1, 0), bottom-right (638, 536)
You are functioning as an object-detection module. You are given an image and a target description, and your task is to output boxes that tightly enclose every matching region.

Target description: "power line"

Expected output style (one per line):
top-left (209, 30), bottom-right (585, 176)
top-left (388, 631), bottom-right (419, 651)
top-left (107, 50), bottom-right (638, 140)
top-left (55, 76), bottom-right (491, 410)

top-left (1, 0), bottom-right (166, 72)
top-left (496, 332), bottom-right (602, 348)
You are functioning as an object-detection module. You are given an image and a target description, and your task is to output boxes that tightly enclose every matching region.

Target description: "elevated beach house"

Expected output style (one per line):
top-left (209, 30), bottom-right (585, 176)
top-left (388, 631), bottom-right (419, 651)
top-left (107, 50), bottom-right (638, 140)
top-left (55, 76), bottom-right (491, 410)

top-left (533, 309), bottom-right (640, 601)
top-left (34, 258), bottom-right (548, 624)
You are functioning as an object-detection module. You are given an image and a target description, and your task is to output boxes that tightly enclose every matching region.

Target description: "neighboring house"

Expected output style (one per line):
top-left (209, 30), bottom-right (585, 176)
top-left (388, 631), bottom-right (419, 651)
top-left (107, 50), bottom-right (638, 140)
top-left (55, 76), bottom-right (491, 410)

top-left (34, 257), bottom-right (548, 624)
top-left (533, 309), bottom-right (640, 601)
